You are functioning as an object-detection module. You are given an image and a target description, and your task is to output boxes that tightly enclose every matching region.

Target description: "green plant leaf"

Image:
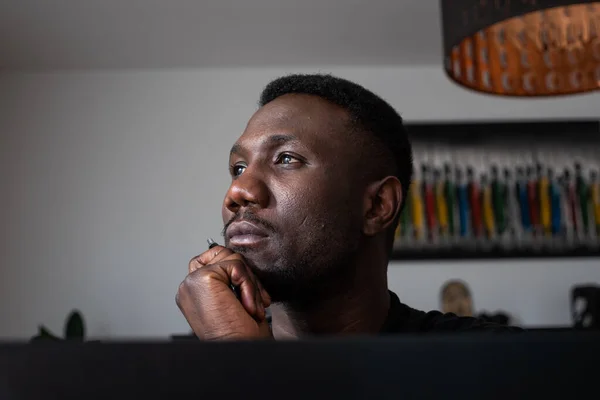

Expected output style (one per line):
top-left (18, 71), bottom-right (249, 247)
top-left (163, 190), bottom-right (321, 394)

top-left (65, 310), bottom-right (85, 340)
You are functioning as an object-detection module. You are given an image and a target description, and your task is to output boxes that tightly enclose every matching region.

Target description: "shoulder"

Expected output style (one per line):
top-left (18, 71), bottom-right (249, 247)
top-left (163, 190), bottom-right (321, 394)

top-left (385, 291), bottom-right (522, 333)
top-left (414, 309), bottom-right (523, 333)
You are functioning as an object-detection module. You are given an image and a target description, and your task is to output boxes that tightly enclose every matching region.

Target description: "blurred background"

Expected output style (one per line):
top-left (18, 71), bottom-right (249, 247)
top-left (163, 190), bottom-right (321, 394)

top-left (0, 0), bottom-right (599, 340)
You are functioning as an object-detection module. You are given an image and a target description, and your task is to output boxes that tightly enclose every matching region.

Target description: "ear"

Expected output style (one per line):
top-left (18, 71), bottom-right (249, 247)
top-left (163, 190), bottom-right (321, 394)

top-left (362, 176), bottom-right (403, 237)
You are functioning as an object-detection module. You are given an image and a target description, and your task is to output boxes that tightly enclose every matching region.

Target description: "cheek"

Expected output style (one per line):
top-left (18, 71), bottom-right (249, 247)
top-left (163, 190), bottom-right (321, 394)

top-left (222, 196), bottom-right (233, 224)
top-left (221, 206), bottom-right (228, 224)
top-left (272, 168), bottom-right (361, 227)
top-left (276, 181), bottom-right (318, 216)
top-left (273, 177), bottom-right (332, 226)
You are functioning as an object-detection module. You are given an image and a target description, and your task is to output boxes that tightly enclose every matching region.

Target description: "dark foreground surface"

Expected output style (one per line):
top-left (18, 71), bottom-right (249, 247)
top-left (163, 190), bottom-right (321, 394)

top-left (1, 331), bottom-right (598, 400)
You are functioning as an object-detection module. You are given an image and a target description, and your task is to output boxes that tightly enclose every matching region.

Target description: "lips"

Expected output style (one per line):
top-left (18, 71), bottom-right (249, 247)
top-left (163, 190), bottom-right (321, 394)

top-left (226, 221), bottom-right (269, 247)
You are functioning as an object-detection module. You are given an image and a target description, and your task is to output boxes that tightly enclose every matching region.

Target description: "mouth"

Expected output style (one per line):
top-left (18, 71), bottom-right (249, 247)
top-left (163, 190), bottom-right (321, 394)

top-left (226, 221), bottom-right (269, 248)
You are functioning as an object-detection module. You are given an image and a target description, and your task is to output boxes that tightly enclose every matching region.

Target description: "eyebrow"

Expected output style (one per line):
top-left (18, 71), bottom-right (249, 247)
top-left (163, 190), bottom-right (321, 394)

top-left (229, 134), bottom-right (299, 157)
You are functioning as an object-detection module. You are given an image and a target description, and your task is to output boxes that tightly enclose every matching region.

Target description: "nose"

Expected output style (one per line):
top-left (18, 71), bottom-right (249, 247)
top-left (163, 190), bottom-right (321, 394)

top-left (223, 168), bottom-right (270, 213)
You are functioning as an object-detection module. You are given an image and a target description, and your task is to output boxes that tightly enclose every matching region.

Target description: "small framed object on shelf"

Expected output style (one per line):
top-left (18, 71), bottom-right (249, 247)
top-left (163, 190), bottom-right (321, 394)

top-left (392, 120), bottom-right (600, 260)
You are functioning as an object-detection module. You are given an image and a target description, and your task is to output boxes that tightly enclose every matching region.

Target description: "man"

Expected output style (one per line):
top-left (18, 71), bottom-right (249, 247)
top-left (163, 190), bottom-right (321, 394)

top-left (176, 74), bottom-right (519, 339)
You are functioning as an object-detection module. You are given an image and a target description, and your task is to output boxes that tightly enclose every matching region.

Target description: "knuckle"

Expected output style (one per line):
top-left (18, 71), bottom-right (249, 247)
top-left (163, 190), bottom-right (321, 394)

top-left (176, 280), bottom-right (189, 308)
top-left (211, 247), bottom-right (227, 258)
top-left (188, 256), bottom-right (199, 270)
top-left (199, 271), bottom-right (217, 286)
top-left (229, 259), bottom-right (246, 270)
top-left (192, 265), bottom-right (224, 287)
top-left (189, 270), bottom-right (209, 286)
top-left (177, 279), bottom-right (187, 294)
top-left (176, 279), bottom-right (188, 298)
top-left (179, 273), bottom-right (202, 294)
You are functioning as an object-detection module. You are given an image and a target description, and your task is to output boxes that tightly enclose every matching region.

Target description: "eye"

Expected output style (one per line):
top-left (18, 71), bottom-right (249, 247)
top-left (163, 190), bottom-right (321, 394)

top-left (231, 164), bottom-right (246, 177)
top-left (276, 153), bottom-right (301, 165)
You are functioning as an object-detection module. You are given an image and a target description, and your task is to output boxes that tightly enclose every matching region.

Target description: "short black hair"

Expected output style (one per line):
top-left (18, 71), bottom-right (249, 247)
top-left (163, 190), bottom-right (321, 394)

top-left (259, 73), bottom-right (413, 248)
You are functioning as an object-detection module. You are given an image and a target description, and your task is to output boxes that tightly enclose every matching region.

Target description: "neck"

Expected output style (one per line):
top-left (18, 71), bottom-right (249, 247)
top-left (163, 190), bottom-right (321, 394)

top-left (269, 251), bottom-right (390, 339)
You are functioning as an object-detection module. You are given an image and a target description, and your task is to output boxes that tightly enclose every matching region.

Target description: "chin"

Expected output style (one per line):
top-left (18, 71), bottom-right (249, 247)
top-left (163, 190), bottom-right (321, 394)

top-left (233, 251), bottom-right (304, 303)
top-left (228, 245), bottom-right (280, 271)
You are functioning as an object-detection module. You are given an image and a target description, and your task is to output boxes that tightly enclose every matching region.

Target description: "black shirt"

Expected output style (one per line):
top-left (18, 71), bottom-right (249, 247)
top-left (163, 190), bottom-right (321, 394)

top-left (381, 291), bottom-right (523, 333)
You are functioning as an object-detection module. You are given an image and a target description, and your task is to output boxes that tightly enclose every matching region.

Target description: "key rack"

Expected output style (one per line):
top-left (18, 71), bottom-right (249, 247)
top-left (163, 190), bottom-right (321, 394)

top-left (392, 120), bottom-right (600, 260)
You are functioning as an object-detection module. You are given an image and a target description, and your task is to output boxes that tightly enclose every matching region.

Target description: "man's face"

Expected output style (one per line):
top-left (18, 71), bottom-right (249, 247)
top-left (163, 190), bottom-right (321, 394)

top-left (222, 94), bottom-right (364, 302)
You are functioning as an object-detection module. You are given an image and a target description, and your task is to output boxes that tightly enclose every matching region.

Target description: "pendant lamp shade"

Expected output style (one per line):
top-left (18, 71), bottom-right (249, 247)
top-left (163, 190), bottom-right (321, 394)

top-left (441, 1), bottom-right (600, 96)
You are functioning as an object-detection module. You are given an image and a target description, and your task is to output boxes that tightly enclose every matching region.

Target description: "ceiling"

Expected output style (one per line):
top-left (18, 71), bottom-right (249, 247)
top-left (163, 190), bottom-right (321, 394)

top-left (0, 0), bottom-right (443, 70)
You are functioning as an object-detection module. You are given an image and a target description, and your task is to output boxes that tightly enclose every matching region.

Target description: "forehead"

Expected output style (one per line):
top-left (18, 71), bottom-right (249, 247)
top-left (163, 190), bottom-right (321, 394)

top-left (237, 94), bottom-right (351, 149)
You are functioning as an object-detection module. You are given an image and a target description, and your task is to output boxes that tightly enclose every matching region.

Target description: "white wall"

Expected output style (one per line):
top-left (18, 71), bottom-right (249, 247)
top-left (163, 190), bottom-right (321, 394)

top-left (1, 66), bottom-right (599, 339)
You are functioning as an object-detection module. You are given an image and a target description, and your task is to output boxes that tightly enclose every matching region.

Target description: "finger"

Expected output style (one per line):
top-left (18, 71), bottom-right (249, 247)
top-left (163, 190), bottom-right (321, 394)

top-left (188, 245), bottom-right (233, 274)
top-left (238, 261), bottom-right (271, 308)
top-left (198, 245), bottom-right (233, 265)
top-left (241, 264), bottom-right (268, 318)
top-left (253, 275), bottom-right (272, 308)
top-left (257, 318), bottom-right (272, 338)
top-left (253, 282), bottom-right (265, 322)
top-left (194, 252), bottom-right (265, 321)
top-left (218, 254), bottom-right (265, 318)
top-left (227, 262), bottom-right (262, 321)
top-left (188, 257), bottom-right (203, 274)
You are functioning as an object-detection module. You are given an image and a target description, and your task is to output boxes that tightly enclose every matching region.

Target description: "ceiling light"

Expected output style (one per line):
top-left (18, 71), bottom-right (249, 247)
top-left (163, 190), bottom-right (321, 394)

top-left (441, 1), bottom-right (600, 96)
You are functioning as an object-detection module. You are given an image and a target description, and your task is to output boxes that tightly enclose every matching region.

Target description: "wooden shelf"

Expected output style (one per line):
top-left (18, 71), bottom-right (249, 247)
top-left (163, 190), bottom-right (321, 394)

top-left (390, 247), bottom-right (600, 262)
top-left (394, 119), bottom-right (600, 261)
